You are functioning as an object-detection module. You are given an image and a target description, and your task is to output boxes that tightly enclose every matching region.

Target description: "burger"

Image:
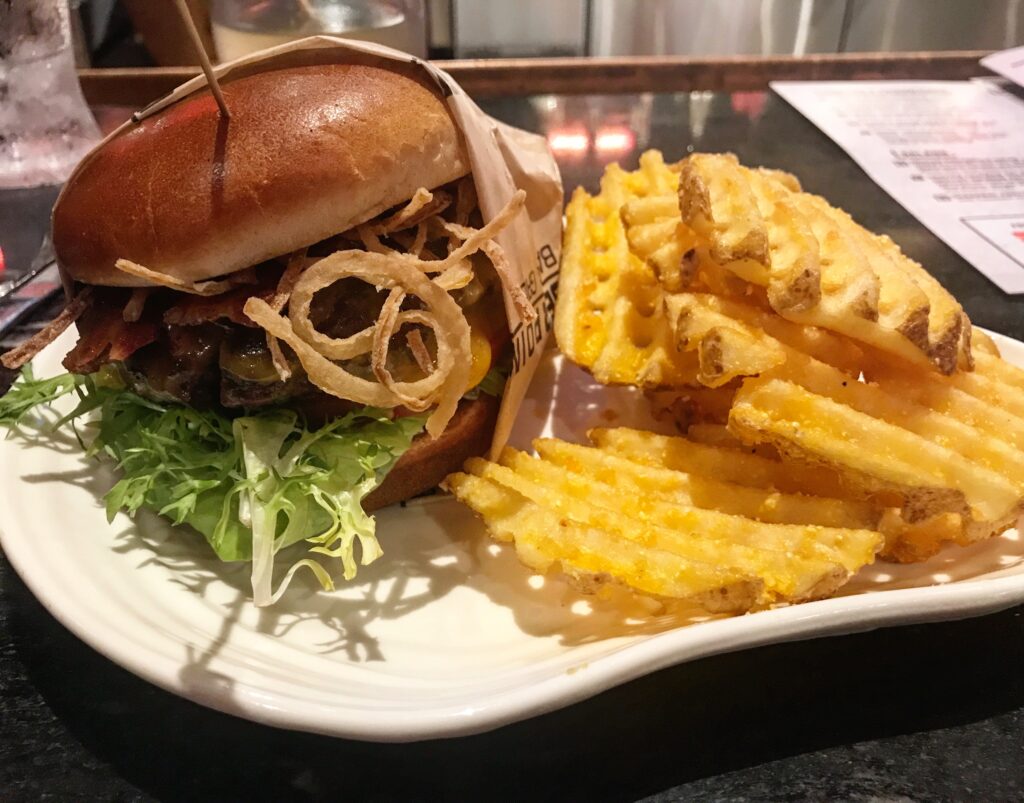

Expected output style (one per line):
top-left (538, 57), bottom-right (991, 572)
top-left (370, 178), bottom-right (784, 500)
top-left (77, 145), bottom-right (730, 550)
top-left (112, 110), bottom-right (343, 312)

top-left (0, 59), bottom-right (534, 604)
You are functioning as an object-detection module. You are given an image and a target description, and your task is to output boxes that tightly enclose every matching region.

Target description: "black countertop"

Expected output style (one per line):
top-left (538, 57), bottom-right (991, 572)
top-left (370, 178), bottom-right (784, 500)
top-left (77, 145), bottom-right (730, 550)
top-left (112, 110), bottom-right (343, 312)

top-left (2, 90), bottom-right (1023, 802)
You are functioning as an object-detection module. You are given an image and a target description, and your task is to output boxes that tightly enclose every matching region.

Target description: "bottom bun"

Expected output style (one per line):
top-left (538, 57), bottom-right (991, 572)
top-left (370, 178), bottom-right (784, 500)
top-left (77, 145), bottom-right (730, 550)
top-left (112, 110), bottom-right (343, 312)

top-left (363, 393), bottom-right (500, 511)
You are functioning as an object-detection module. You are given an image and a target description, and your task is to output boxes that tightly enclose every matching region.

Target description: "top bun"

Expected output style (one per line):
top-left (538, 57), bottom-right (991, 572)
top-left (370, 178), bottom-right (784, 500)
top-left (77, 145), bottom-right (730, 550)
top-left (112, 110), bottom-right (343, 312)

top-left (54, 62), bottom-right (470, 287)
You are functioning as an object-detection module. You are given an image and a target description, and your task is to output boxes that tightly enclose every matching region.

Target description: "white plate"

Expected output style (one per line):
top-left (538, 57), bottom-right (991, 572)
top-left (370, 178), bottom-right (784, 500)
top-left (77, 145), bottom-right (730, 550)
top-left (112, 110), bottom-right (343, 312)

top-left (1, 330), bottom-right (1023, 742)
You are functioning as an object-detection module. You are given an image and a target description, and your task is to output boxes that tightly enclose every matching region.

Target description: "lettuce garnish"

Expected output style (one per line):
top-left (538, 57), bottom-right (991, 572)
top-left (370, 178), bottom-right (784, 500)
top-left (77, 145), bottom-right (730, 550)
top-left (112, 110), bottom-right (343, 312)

top-left (0, 366), bottom-right (425, 605)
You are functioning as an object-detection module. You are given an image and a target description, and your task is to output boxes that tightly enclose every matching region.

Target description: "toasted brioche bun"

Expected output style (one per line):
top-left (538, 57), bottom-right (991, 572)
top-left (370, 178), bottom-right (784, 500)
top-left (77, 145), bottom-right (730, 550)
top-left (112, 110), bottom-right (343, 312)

top-left (363, 393), bottom-right (499, 512)
top-left (53, 62), bottom-right (469, 287)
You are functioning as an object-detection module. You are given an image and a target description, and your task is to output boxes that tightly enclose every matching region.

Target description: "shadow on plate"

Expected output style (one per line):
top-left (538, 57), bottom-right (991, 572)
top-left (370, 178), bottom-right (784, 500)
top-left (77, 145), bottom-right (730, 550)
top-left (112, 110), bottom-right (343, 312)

top-left (5, 552), bottom-right (1023, 802)
top-left (10, 428), bottom-right (472, 715)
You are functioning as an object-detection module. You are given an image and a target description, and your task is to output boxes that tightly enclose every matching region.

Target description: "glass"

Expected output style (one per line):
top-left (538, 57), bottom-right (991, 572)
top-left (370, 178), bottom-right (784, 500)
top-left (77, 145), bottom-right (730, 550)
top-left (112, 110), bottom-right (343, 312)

top-left (0, 0), bottom-right (100, 189)
top-left (0, 0), bottom-right (99, 290)
top-left (210, 0), bottom-right (428, 61)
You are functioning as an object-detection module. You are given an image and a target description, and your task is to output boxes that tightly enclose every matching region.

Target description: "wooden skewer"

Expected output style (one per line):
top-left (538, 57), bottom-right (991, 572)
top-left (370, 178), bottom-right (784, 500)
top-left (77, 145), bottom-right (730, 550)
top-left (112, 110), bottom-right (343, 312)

top-left (173, 0), bottom-right (230, 118)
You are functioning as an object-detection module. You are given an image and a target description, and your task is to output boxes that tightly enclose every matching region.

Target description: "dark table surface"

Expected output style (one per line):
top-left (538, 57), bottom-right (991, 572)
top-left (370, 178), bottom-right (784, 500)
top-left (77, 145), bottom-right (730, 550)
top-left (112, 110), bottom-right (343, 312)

top-left (2, 89), bottom-right (1023, 803)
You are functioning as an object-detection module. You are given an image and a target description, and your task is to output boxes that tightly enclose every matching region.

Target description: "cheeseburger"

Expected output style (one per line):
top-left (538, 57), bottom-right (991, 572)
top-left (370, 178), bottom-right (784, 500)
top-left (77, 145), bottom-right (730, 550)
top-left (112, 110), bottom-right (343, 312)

top-left (0, 60), bottom-right (534, 604)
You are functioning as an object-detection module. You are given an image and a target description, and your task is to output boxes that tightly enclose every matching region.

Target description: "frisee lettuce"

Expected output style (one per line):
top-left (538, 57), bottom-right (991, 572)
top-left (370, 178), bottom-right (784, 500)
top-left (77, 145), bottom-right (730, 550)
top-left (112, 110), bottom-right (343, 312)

top-left (0, 366), bottom-right (425, 605)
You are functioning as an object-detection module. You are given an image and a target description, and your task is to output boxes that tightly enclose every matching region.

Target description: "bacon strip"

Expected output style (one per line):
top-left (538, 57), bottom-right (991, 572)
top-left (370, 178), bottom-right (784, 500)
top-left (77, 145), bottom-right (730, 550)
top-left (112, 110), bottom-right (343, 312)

top-left (164, 272), bottom-right (279, 328)
top-left (63, 301), bottom-right (158, 374)
top-left (437, 218), bottom-right (536, 322)
top-left (1, 288), bottom-right (93, 370)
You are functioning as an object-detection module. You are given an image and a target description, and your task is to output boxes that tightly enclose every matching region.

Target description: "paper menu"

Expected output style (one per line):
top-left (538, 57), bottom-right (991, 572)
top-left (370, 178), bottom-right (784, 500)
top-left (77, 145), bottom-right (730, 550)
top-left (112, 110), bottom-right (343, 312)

top-left (771, 80), bottom-right (1024, 294)
top-left (982, 46), bottom-right (1024, 88)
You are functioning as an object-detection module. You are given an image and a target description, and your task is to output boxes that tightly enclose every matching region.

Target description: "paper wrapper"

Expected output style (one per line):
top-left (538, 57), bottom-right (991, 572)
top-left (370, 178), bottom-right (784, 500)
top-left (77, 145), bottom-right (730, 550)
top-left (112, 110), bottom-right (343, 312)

top-left (58, 36), bottom-right (563, 457)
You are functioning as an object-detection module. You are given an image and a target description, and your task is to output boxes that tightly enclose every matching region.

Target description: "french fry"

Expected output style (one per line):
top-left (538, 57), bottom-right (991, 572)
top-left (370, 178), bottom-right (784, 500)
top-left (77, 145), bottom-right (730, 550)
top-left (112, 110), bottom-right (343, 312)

top-left (974, 350), bottom-right (1024, 390)
top-left (461, 452), bottom-right (879, 605)
top-left (877, 509), bottom-right (967, 563)
top-left (684, 422), bottom-right (745, 447)
top-left (590, 426), bottom-right (850, 499)
top-left (867, 352), bottom-right (1024, 421)
top-left (622, 195), bottom-right (699, 293)
top-left (870, 232), bottom-right (967, 371)
top-left (683, 422), bottom-right (780, 459)
top-left (678, 153), bottom-right (773, 288)
top-left (676, 154), bottom-right (970, 373)
top-left (667, 296), bottom-right (787, 387)
top-left (729, 378), bottom-right (1020, 527)
top-left (772, 352), bottom-right (1024, 496)
top-left (800, 194), bottom-right (931, 350)
top-left (548, 149), bottom-right (1015, 580)
top-left (556, 169), bottom-right (701, 387)
top-left (447, 472), bottom-right (762, 611)
top-left (972, 329), bottom-right (1001, 358)
top-left (531, 439), bottom-right (879, 531)
top-left (668, 292), bottom-right (867, 372)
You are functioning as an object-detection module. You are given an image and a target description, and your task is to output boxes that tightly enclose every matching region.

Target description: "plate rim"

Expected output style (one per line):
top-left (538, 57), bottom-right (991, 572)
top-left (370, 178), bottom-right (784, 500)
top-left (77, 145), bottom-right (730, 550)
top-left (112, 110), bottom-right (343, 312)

top-left (2, 329), bottom-right (1023, 742)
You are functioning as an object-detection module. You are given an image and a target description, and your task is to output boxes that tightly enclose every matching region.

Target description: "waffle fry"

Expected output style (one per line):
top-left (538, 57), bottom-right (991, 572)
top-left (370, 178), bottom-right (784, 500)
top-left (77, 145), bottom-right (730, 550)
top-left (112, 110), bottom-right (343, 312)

top-left (972, 329), bottom-right (1001, 358)
top-left (531, 439), bottom-right (878, 531)
top-left (556, 153), bottom-right (702, 387)
top-left (597, 290), bottom-right (1024, 559)
top-left (665, 293), bottom-right (866, 372)
top-left (591, 426), bottom-right (849, 499)
top-left (680, 155), bottom-right (824, 310)
top-left (621, 195), bottom-right (698, 293)
top-left (449, 431), bottom-right (882, 610)
top-left (650, 291), bottom-right (1022, 556)
top-left (674, 154), bottom-right (970, 374)
top-left (509, 147), bottom-right (1019, 615)
top-left (664, 292), bottom-right (869, 387)
top-left (615, 152), bottom-right (969, 372)
top-left (730, 377), bottom-right (1023, 544)
top-left (447, 472), bottom-right (764, 612)
top-left (682, 423), bottom-right (778, 460)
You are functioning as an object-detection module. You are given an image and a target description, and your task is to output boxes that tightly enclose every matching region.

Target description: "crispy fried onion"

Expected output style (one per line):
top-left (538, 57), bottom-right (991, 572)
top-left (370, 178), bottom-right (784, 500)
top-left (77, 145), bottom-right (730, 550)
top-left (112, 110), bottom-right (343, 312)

top-left (437, 219), bottom-right (536, 322)
top-left (122, 288), bottom-right (152, 322)
top-left (265, 250), bottom-right (311, 381)
top-left (372, 288), bottom-right (420, 406)
top-left (406, 327), bottom-right (434, 374)
top-left (389, 223), bottom-right (440, 261)
top-left (245, 252), bottom-right (470, 437)
top-left (370, 187), bottom-right (453, 235)
top-left (352, 189), bottom-right (455, 253)
top-left (1, 287), bottom-right (93, 370)
top-left (355, 226), bottom-right (393, 255)
top-left (114, 259), bottom-right (246, 296)
top-left (243, 190), bottom-right (527, 437)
